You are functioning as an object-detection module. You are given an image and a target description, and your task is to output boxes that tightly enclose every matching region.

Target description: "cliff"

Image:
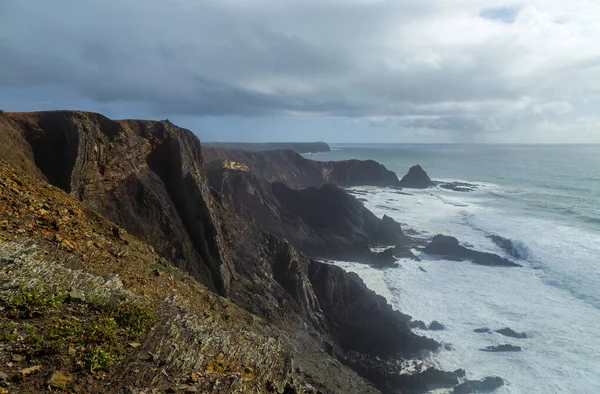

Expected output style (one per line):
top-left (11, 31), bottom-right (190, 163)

top-left (203, 147), bottom-right (399, 189)
top-left (208, 168), bottom-right (407, 263)
top-left (0, 160), bottom-right (379, 393)
top-left (0, 111), bottom-right (455, 393)
top-left (205, 141), bottom-right (331, 154)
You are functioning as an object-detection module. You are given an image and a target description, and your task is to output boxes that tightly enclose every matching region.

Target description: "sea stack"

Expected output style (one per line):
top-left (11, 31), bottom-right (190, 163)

top-left (399, 165), bottom-right (434, 188)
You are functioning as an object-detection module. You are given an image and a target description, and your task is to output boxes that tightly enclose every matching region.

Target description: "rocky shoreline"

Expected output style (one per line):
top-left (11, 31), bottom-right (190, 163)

top-left (0, 110), bottom-right (510, 393)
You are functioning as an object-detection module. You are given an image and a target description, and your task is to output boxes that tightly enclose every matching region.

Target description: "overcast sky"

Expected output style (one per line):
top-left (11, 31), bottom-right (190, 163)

top-left (1, 0), bottom-right (600, 143)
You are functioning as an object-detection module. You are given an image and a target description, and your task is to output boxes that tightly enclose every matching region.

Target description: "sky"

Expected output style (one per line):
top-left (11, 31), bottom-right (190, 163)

top-left (1, 0), bottom-right (600, 143)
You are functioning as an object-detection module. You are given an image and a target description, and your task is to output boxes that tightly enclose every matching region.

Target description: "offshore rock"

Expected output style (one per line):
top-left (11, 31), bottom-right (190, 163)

top-left (495, 327), bottom-right (528, 339)
top-left (453, 376), bottom-right (504, 393)
top-left (424, 235), bottom-right (522, 267)
top-left (480, 344), bottom-right (522, 352)
top-left (399, 165), bottom-right (434, 189)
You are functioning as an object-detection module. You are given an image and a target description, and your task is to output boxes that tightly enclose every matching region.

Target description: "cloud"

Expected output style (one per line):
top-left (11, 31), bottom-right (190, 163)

top-left (1, 0), bottom-right (600, 141)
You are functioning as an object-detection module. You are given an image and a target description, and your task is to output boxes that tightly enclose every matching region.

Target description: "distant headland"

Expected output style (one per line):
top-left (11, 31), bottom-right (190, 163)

top-left (204, 141), bottom-right (330, 153)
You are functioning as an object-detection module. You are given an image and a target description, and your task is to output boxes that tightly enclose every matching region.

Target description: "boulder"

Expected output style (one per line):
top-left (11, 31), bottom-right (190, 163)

top-left (428, 321), bottom-right (446, 331)
top-left (487, 235), bottom-right (525, 259)
top-left (480, 344), bottom-right (522, 352)
top-left (424, 235), bottom-right (521, 267)
top-left (408, 320), bottom-right (428, 330)
top-left (495, 327), bottom-right (528, 339)
top-left (399, 165), bottom-right (434, 189)
top-left (453, 376), bottom-right (504, 393)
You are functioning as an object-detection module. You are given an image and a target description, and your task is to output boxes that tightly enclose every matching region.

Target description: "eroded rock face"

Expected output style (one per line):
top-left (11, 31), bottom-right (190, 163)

top-left (424, 235), bottom-right (521, 267)
top-left (0, 111), bottom-right (460, 393)
top-left (203, 147), bottom-right (399, 189)
top-left (307, 262), bottom-right (440, 357)
top-left (208, 168), bottom-right (406, 264)
top-left (399, 165), bottom-right (434, 189)
top-left (0, 111), bottom-right (231, 295)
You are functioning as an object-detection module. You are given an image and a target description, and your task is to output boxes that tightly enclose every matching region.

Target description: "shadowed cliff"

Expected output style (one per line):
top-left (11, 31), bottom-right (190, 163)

top-left (0, 110), bottom-right (462, 393)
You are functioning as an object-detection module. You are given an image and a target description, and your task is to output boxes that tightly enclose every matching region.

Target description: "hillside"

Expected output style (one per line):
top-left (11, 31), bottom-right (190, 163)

top-left (0, 110), bottom-right (466, 393)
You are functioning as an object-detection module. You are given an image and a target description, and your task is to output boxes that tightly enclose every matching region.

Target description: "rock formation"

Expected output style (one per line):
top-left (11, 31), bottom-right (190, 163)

top-left (453, 377), bottom-right (504, 393)
top-left (205, 141), bottom-right (331, 153)
top-left (207, 167), bottom-right (407, 264)
top-left (203, 146), bottom-right (399, 189)
top-left (399, 165), bottom-right (434, 189)
top-left (0, 110), bottom-right (462, 393)
top-left (480, 344), bottom-right (522, 352)
top-left (424, 235), bottom-right (522, 267)
top-left (494, 327), bottom-right (528, 339)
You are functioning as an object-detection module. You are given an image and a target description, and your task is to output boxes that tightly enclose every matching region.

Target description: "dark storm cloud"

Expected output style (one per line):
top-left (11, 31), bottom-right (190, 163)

top-left (0, 0), bottom-right (599, 139)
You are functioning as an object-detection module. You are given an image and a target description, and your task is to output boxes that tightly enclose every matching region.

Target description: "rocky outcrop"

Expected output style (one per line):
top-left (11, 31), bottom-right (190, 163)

top-left (480, 344), bottom-right (522, 352)
top-left (399, 165), bottom-right (433, 189)
top-left (424, 235), bottom-right (522, 267)
top-left (453, 377), bottom-right (504, 393)
top-left (208, 167), bottom-right (407, 264)
top-left (203, 147), bottom-right (399, 189)
top-left (487, 234), bottom-right (525, 259)
top-left (0, 111), bottom-right (231, 295)
top-left (206, 141), bottom-right (331, 153)
top-left (495, 327), bottom-right (528, 339)
top-left (307, 262), bottom-right (439, 357)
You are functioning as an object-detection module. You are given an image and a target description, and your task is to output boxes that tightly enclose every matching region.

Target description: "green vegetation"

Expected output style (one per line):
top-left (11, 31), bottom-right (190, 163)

top-left (109, 300), bottom-right (154, 337)
top-left (0, 286), bottom-right (154, 374)
top-left (150, 261), bottom-right (182, 281)
top-left (4, 285), bottom-right (67, 317)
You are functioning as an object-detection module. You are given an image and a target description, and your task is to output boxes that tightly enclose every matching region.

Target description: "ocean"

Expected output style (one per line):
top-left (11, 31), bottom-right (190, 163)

top-left (307, 144), bottom-right (600, 394)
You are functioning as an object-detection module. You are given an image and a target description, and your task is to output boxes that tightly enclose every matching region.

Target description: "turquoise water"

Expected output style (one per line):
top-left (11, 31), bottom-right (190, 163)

top-left (307, 144), bottom-right (600, 393)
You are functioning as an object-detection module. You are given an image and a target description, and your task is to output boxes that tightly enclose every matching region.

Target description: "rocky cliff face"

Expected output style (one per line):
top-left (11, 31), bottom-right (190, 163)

top-left (0, 111), bottom-right (457, 393)
top-left (0, 160), bottom-right (380, 393)
top-left (0, 111), bottom-right (230, 295)
top-left (208, 167), bottom-right (406, 263)
top-left (203, 146), bottom-right (399, 189)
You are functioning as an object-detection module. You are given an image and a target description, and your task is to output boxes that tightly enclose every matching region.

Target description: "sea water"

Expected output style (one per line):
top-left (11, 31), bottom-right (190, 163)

top-left (308, 144), bottom-right (600, 393)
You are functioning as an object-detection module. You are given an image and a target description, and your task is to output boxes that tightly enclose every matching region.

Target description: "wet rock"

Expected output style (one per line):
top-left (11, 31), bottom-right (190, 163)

top-left (480, 344), bottom-right (522, 352)
top-left (370, 248), bottom-right (398, 267)
top-left (453, 376), bottom-right (504, 393)
top-left (495, 327), bottom-right (528, 339)
top-left (428, 321), bottom-right (446, 331)
top-left (47, 371), bottom-right (72, 389)
top-left (408, 320), bottom-right (428, 330)
top-left (390, 244), bottom-right (421, 261)
top-left (418, 267), bottom-right (427, 272)
top-left (474, 327), bottom-right (492, 333)
top-left (399, 165), bottom-right (434, 189)
top-left (453, 368), bottom-right (466, 378)
top-left (487, 235), bottom-right (524, 259)
top-left (399, 367), bottom-right (460, 392)
top-left (424, 235), bottom-right (522, 267)
top-left (439, 182), bottom-right (478, 192)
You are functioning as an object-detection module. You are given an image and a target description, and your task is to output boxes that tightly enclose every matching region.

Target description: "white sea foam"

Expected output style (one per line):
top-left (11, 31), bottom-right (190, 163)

top-left (336, 185), bottom-right (600, 393)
